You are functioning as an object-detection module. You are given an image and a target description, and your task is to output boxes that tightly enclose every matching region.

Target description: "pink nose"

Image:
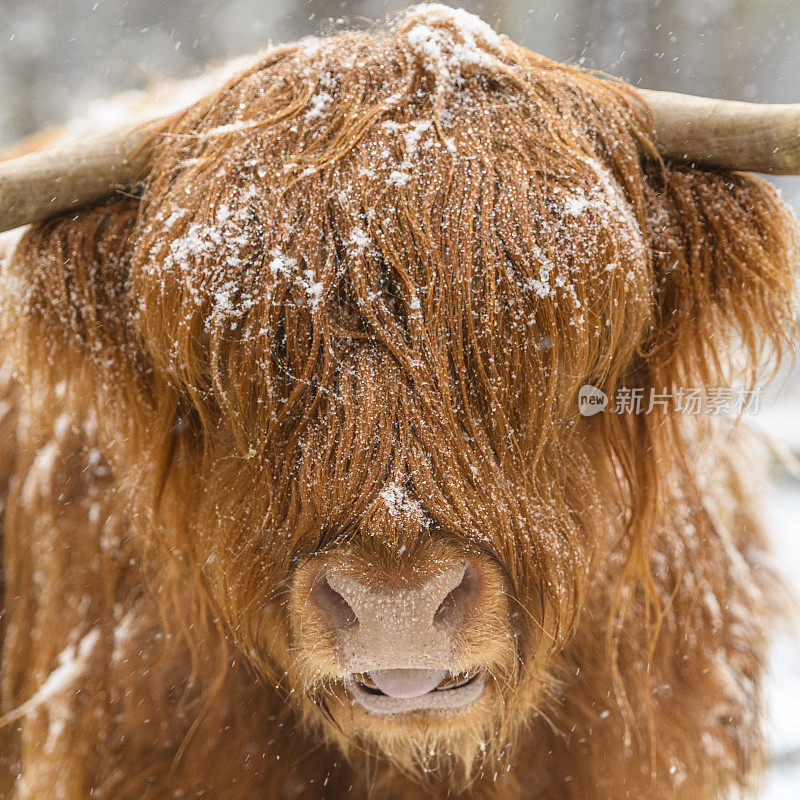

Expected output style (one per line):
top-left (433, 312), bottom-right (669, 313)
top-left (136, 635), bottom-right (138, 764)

top-left (310, 561), bottom-right (480, 673)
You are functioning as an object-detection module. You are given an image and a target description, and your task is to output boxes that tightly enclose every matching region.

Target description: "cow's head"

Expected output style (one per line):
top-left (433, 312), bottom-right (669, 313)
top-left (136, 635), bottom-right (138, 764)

top-left (4, 4), bottom-right (797, 788)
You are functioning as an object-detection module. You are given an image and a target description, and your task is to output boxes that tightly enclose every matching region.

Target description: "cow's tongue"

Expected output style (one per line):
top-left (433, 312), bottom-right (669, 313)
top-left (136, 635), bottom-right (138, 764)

top-left (367, 669), bottom-right (447, 699)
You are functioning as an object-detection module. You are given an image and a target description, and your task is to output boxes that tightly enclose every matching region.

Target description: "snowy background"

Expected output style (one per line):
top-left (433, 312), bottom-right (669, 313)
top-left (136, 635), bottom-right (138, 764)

top-left (1, 0), bottom-right (799, 795)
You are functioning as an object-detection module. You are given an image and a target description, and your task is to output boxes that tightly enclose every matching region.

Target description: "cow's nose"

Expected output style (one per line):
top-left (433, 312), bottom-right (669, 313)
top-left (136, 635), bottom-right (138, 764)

top-left (309, 561), bottom-right (480, 673)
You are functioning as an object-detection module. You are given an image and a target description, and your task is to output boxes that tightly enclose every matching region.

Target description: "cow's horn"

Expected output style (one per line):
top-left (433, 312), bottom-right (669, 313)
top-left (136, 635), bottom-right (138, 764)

top-left (1, 89), bottom-right (799, 235)
top-left (0, 121), bottom-right (156, 234)
top-left (634, 88), bottom-right (800, 175)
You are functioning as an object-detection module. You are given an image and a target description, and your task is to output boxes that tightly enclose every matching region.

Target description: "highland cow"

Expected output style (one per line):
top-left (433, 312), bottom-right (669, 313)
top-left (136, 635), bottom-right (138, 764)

top-left (0, 5), bottom-right (799, 799)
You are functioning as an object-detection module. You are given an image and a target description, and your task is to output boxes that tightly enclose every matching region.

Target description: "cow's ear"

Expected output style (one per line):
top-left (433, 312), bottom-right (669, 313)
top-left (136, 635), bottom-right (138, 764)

top-left (642, 166), bottom-right (798, 383)
top-left (2, 197), bottom-right (147, 405)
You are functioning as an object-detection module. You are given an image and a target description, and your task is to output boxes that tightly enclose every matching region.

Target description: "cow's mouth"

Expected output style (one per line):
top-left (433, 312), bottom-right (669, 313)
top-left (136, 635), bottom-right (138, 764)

top-left (345, 668), bottom-right (486, 714)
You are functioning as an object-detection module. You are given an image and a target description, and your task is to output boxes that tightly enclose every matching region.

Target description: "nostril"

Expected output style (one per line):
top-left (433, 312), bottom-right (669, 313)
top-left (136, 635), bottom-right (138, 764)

top-left (434, 563), bottom-right (481, 628)
top-left (311, 570), bottom-right (359, 631)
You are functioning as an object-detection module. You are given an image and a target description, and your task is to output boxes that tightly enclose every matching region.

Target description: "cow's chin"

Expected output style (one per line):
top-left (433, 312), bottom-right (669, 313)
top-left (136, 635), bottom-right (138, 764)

top-left (300, 666), bottom-right (527, 785)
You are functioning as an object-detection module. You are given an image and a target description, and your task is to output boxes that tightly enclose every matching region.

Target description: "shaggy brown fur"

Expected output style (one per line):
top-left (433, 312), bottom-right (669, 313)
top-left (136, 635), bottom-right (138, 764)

top-left (0, 5), bottom-right (798, 798)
